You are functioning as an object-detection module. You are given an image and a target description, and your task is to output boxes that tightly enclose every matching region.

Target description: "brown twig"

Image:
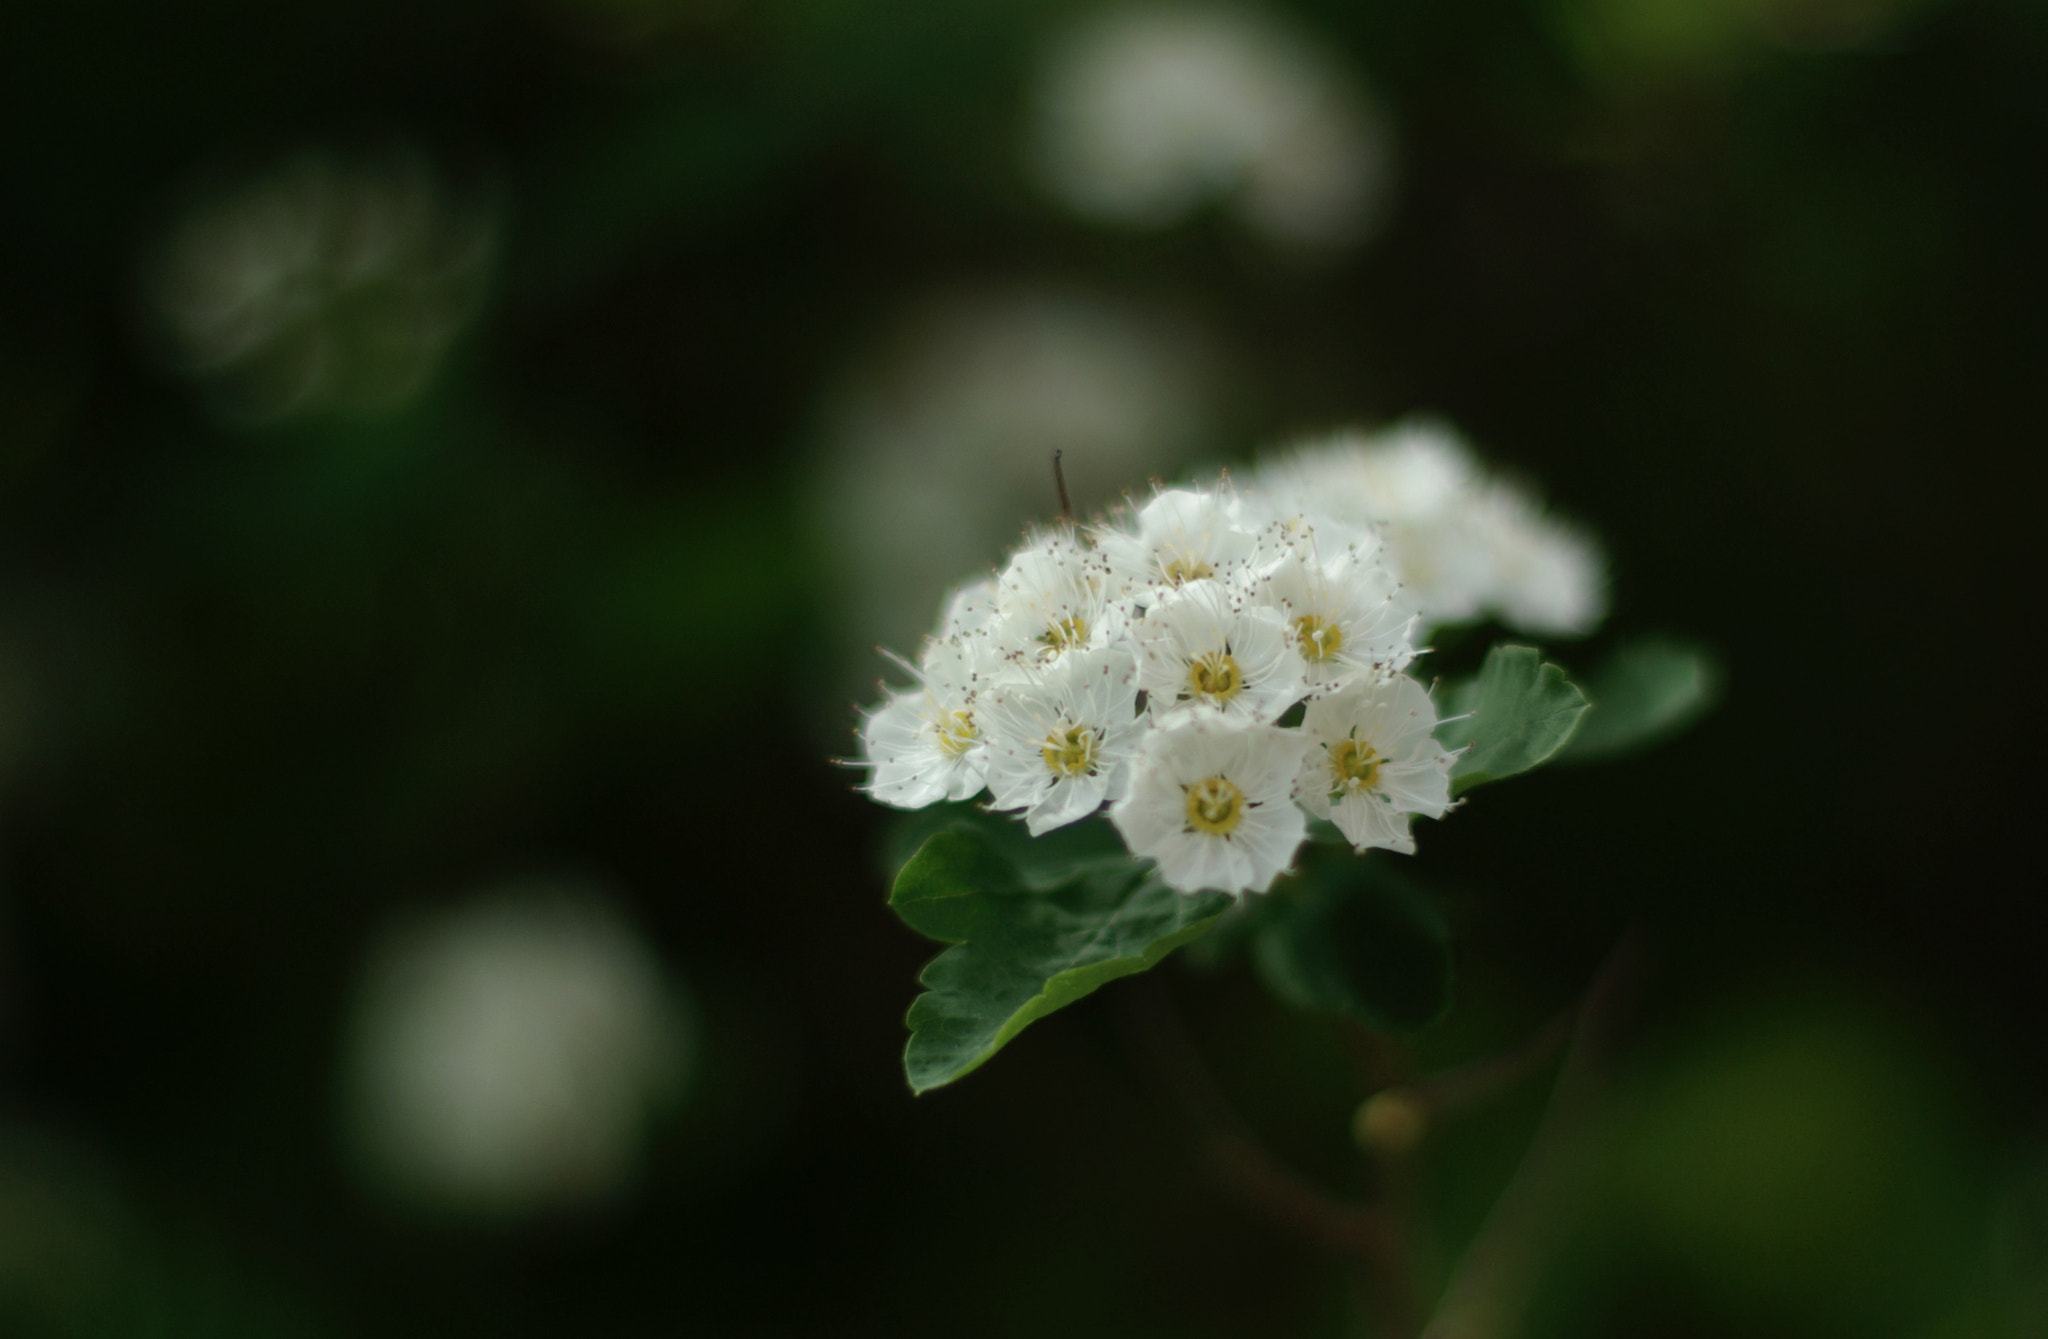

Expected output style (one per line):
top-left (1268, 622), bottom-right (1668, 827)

top-left (1053, 450), bottom-right (1074, 522)
top-left (1347, 1004), bottom-right (1576, 1164)
top-left (1415, 1006), bottom-right (1578, 1117)
top-left (1120, 980), bottom-right (1419, 1338)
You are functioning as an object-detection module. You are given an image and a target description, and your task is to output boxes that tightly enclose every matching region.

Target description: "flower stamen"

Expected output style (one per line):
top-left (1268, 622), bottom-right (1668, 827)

top-left (1041, 725), bottom-right (1099, 778)
top-left (1184, 775), bottom-right (1245, 835)
top-left (1294, 613), bottom-right (1344, 663)
top-left (1039, 615), bottom-right (1090, 654)
top-left (1186, 651), bottom-right (1243, 703)
top-left (1328, 737), bottom-right (1380, 796)
top-left (935, 710), bottom-right (978, 757)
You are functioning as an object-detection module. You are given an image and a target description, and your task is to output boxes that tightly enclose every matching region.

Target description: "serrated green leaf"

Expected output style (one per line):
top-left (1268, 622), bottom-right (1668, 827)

top-left (889, 815), bottom-right (1231, 1092)
top-left (1561, 636), bottom-right (1722, 763)
top-left (1250, 855), bottom-right (1451, 1032)
top-left (1436, 644), bottom-right (1590, 795)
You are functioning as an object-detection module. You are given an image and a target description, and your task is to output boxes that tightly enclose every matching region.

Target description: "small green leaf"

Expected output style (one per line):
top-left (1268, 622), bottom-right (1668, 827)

top-left (1436, 644), bottom-right (1590, 795)
top-left (890, 814), bottom-right (1231, 1093)
top-left (880, 802), bottom-right (1124, 887)
top-left (1561, 636), bottom-right (1722, 763)
top-left (1250, 856), bottom-right (1451, 1032)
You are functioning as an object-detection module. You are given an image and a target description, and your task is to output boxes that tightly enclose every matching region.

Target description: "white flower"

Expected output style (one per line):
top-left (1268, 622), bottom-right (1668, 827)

top-left (935, 576), bottom-right (997, 640)
top-left (861, 636), bottom-right (989, 808)
top-left (1253, 421), bottom-right (1493, 627)
top-left (987, 529), bottom-right (1124, 671)
top-left (1095, 484), bottom-right (1259, 596)
top-left (1238, 495), bottom-right (1382, 566)
top-left (1248, 536), bottom-right (1416, 693)
top-left (1132, 579), bottom-right (1307, 724)
top-left (1111, 712), bottom-right (1309, 894)
top-left (342, 883), bottom-right (690, 1216)
top-left (1295, 675), bottom-right (1456, 855)
top-left (978, 646), bottom-right (1143, 834)
top-left (1469, 484), bottom-right (1608, 637)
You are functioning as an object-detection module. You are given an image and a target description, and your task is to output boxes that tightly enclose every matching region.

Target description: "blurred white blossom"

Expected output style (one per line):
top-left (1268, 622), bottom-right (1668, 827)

top-left (813, 290), bottom-right (1214, 668)
top-left (1029, 4), bottom-right (1395, 247)
top-left (342, 883), bottom-right (690, 1217)
top-left (1253, 420), bottom-right (1608, 637)
top-left (148, 150), bottom-right (494, 423)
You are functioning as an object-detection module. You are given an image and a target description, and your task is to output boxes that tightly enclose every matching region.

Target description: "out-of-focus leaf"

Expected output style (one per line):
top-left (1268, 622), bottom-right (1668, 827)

top-left (1177, 885), bottom-right (1291, 974)
top-left (1436, 644), bottom-right (1590, 795)
top-left (1560, 636), bottom-right (1722, 763)
top-left (1249, 855), bottom-right (1452, 1032)
top-left (889, 812), bottom-right (1229, 1093)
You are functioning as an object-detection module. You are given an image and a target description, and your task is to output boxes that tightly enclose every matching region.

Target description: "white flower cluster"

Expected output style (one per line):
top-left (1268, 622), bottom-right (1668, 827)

top-left (865, 428), bottom-right (1577, 899)
top-left (861, 425), bottom-right (1607, 896)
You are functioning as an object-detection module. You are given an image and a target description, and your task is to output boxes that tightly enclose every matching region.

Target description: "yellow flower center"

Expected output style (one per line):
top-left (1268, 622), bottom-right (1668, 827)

top-left (1161, 556), bottom-right (1214, 584)
top-left (1039, 615), bottom-right (1089, 654)
top-left (1186, 651), bottom-right (1242, 703)
top-left (1294, 613), bottom-right (1344, 663)
top-left (1040, 725), bottom-right (1098, 777)
top-left (1184, 776), bottom-right (1245, 835)
top-left (1329, 738), bottom-right (1381, 793)
top-left (935, 710), bottom-right (978, 757)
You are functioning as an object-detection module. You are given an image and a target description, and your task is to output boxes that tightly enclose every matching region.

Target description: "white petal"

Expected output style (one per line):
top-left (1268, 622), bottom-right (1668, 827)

top-left (1330, 790), bottom-right (1413, 854)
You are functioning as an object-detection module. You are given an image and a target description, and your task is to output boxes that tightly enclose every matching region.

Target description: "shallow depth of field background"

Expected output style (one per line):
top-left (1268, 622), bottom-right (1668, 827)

top-left (2, 2), bottom-right (2045, 1336)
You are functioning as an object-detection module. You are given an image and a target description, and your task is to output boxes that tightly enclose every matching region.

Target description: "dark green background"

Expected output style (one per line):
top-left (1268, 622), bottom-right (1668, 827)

top-left (2, 0), bottom-right (2043, 1334)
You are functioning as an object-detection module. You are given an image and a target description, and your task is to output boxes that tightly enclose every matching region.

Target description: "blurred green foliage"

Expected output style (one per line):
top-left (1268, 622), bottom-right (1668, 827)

top-left (1525, 995), bottom-right (1991, 1337)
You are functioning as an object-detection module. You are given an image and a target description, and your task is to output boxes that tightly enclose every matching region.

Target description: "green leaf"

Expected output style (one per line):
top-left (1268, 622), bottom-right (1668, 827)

top-left (1250, 855), bottom-right (1452, 1032)
top-left (890, 814), bottom-right (1231, 1093)
top-left (880, 802), bottom-right (1125, 887)
top-left (1560, 636), bottom-right (1722, 763)
top-left (1436, 644), bottom-right (1591, 795)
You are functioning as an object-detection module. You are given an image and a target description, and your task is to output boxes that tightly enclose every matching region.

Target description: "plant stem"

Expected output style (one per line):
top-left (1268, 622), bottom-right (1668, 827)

top-left (1410, 1007), bottom-right (1577, 1118)
top-left (1121, 980), bottom-right (1420, 1338)
top-left (1419, 927), bottom-right (1652, 1339)
top-left (1124, 928), bottom-right (1648, 1339)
